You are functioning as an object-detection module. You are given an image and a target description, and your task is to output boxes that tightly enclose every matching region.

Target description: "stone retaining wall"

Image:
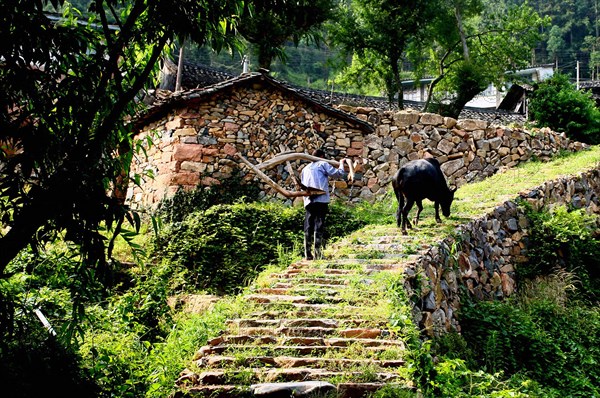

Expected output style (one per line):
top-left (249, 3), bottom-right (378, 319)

top-left (129, 97), bottom-right (585, 208)
top-left (406, 167), bottom-right (600, 337)
top-left (343, 107), bottom-right (586, 197)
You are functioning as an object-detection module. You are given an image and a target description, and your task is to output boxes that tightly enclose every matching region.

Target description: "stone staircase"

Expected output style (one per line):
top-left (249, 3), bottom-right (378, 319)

top-left (174, 238), bottom-right (421, 398)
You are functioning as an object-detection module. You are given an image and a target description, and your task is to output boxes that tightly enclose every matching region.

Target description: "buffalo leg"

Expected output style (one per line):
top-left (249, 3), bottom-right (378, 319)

top-left (413, 200), bottom-right (423, 226)
top-left (434, 202), bottom-right (442, 223)
top-left (402, 198), bottom-right (414, 234)
top-left (395, 191), bottom-right (404, 228)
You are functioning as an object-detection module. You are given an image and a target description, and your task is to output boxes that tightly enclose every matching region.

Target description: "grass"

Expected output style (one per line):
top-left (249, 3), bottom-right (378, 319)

top-left (454, 146), bottom-right (600, 218)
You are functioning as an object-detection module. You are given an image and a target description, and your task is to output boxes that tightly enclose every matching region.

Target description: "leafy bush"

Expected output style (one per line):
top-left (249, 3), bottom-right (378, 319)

top-left (429, 357), bottom-right (537, 398)
top-left (423, 205), bottom-right (600, 397)
top-left (0, 331), bottom-right (99, 398)
top-left (528, 73), bottom-right (600, 144)
top-left (153, 200), bottom-right (364, 295)
top-left (522, 205), bottom-right (600, 300)
top-left (326, 199), bottom-right (367, 240)
top-left (0, 277), bottom-right (99, 398)
top-left (154, 175), bottom-right (261, 224)
top-left (153, 201), bottom-right (302, 295)
top-left (458, 276), bottom-right (600, 397)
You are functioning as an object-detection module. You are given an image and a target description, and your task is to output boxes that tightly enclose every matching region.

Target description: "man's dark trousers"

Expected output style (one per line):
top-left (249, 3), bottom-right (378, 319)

top-left (304, 202), bottom-right (328, 260)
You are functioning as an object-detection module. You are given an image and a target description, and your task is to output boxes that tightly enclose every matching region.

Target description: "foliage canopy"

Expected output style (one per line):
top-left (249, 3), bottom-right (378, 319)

top-left (528, 73), bottom-right (600, 143)
top-left (0, 0), bottom-right (242, 273)
top-left (237, 0), bottom-right (335, 70)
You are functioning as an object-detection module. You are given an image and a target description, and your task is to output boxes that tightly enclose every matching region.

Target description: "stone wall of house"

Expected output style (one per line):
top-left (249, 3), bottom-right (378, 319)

top-left (129, 94), bottom-right (586, 209)
top-left (406, 168), bottom-right (600, 337)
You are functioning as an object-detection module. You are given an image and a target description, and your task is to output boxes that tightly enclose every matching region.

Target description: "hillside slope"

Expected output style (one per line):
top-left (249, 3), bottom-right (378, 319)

top-left (173, 146), bottom-right (600, 397)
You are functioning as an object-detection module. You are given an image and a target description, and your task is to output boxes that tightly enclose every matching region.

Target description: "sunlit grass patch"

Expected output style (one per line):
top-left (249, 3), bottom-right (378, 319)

top-left (338, 146), bottom-right (600, 253)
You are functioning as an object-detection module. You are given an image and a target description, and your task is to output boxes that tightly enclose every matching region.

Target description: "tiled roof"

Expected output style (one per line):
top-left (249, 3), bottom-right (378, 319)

top-left (141, 62), bottom-right (526, 128)
top-left (299, 87), bottom-right (526, 125)
top-left (281, 81), bottom-right (526, 125)
top-left (180, 61), bottom-right (236, 89)
top-left (136, 71), bottom-right (375, 132)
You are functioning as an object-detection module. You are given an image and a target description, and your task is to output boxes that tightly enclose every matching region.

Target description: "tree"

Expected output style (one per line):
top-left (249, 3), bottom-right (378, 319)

top-left (422, 0), bottom-right (548, 118)
top-left (328, 0), bottom-right (438, 108)
top-left (237, 0), bottom-right (335, 70)
top-left (547, 24), bottom-right (568, 67)
top-left (528, 73), bottom-right (600, 143)
top-left (583, 35), bottom-right (600, 79)
top-left (0, 1), bottom-right (242, 274)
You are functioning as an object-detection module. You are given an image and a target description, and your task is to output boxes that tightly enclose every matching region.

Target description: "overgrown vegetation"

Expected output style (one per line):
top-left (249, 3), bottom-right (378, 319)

top-left (154, 175), bottom-right (262, 224)
top-left (523, 204), bottom-right (600, 300)
top-left (421, 205), bottom-right (600, 397)
top-left (152, 190), bottom-right (365, 295)
top-left (3, 149), bottom-right (600, 397)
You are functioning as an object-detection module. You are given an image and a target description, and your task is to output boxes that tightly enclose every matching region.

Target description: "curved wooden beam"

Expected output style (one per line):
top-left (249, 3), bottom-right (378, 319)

top-left (236, 151), bottom-right (366, 198)
top-left (255, 153), bottom-right (340, 170)
top-left (236, 153), bottom-right (326, 198)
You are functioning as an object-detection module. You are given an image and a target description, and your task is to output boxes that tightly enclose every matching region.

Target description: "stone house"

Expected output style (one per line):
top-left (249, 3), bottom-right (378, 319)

top-left (130, 70), bottom-right (375, 208)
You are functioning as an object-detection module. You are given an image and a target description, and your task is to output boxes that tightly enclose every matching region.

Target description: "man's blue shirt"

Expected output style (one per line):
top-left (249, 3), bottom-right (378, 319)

top-left (301, 160), bottom-right (346, 207)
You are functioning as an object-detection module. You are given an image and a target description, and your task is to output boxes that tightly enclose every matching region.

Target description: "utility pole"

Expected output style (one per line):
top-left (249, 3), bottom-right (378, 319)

top-left (577, 60), bottom-right (580, 90)
top-left (175, 39), bottom-right (184, 92)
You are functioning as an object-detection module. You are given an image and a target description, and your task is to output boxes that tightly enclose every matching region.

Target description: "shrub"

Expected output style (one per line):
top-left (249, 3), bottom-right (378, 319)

top-left (152, 202), bottom-right (303, 295)
top-left (325, 199), bottom-right (367, 241)
top-left (152, 200), bottom-right (364, 295)
top-left (154, 175), bottom-right (262, 224)
top-left (522, 205), bottom-right (600, 300)
top-left (459, 280), bottom-right (600, 396)
top-left (441, 203), bottom-right (600, 396)
top-left (0, 277), bottom-right (99, 398)
top-left (429, 357), bottom-right (535, 398)
top-left (528, 73), bottom-right (600, 144)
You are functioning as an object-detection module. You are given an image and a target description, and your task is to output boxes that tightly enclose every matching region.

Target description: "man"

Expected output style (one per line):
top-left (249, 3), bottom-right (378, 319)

top-left (300, 149), bottom-right (347, 260)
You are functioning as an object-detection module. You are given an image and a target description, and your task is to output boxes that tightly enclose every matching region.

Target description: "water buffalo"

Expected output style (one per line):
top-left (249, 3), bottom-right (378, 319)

top-left (392, 158), bottom-right (456, 234)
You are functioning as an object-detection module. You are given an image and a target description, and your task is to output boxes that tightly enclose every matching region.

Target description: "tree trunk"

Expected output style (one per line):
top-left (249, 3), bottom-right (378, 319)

top-left (175, 39), bottom-right (185, 92)
top-left (257, 43), bottom-right (273, 71)
top-left (0, 193), bottom-right (48, 273)
top-left (454, 2), bottom-right (470, 61)
top-left (443, 82), bottom-right (483, 119)
top-left (392, 64), bottom-right (404, 109)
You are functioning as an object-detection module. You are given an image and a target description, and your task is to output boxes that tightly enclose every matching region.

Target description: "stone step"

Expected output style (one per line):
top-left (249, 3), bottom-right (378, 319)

top-left (288, 261), bottom-right (361, 267)
top-left (175, 385), bottom-right (249, 398)
top-left (232, 326), bottom-right (388, 339)
top-left (190, 367), bottom-right (406, 385)
top-left (196, 355), bottom-right (406, 369)
top-left (255, 302), bottom-right (368, 314)
top-left (177, 381), bottom-right (412, 398)
top-left (290, 261), bottom-right (362, 271)
top-left (246, 294), bottom-right (344, 305)
top-left (253, 287), bottom-right (342, 296)
top-left (206, 335), bottom-right (405, 349)
top-left (365, 261), bottom-right (407, 271)
top-left (271, 282), bottom-right (348, 289)
top-left (326, 258), bottom-right (407, 266)
top-left (226, 318), bottom-right (388, 329)
top-left (246, 309), bottom-right (386, 321)
top-left (197, 344), bottom-right (404, 358)
top-left (268, 275), bottom-right (354, 285)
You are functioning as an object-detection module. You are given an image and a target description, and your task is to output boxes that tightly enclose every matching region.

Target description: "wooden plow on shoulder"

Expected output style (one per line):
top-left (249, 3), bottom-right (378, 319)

top-left (236, 146), bottom-right (363, 198)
